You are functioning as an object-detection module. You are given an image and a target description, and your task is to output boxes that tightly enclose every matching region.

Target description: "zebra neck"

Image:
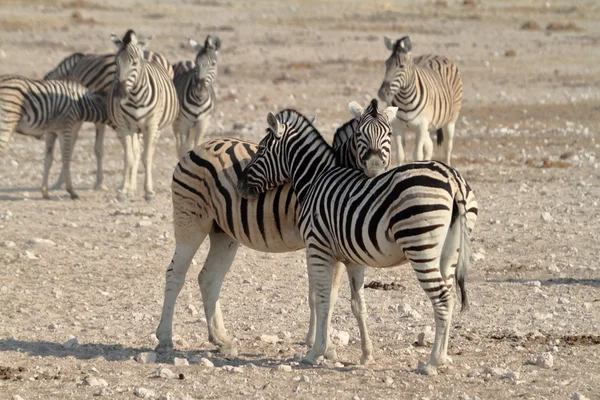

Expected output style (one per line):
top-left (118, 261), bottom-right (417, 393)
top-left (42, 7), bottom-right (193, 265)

top-left (129, 66), bottom-right (151, 101)
top-left (286, 129), bottom-right (336, 205)
top-left (397, 67), bottom-right (418, 101)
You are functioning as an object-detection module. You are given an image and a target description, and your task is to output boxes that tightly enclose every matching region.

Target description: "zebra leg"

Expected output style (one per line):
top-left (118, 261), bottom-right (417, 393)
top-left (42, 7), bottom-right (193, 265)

top-left (193, 118), bottom-right (210, 149)
top-left (173, 118), bottom-right (190, 160)
top-left (414, 121), bottom-right (433, 161)
top-left (198, 231), bottom-right (240, 355)
top-left (441, 122), bottom-right (455, 165)
top-left (50, 131), bottom-right (65, 189)
top-left (117, 131), bottom-right (133, 201)
top-left (130, 133), bottom-right (142, 197)
top-left (94, 123), bottom-right (108, 191)
top-left (155, 231), bottom-right (207, 352)
top-left (391, 117), bottom-right (406, 165)
top-left (41, 132), bottom-right (58, 199)
top-left (302, 246), bottom-right (335, 365)
top-left (141, 130), bottom-right (158, 201)
top-left (59, 128), bottom-right (80, 200)
top-left (345, 263), bottom-right (374, 365)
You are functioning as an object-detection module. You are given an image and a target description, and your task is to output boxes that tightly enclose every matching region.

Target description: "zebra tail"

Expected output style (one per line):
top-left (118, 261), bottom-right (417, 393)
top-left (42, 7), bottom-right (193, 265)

top-left (436, 128), bottom-right (443, 147)
top-left (455, 198), bottom-right (471, 312)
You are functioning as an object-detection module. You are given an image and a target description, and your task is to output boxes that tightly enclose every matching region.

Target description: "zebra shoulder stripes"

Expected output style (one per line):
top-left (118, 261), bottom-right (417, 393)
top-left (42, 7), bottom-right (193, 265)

top-left (44, 50), bottom-right (172, 192)
top-left (172, 35), bottom-right (221, 159)
top-left (378, 36), bottom-right (463, 166)
top-left (107, 29), bottom-right (179, 201)
top-left (0, 75), bottom-right (107, 199)
top-left (237, 102), bottom-right (477, 373)
top-left (155, 105), bottom-right (396, 359)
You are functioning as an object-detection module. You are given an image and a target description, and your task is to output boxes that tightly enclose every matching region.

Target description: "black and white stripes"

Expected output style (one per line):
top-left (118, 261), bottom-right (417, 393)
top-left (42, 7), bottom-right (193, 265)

top-left (238, 105), bottom-right (477, 371)
top-left (378, 36), bottom-right (463, 165)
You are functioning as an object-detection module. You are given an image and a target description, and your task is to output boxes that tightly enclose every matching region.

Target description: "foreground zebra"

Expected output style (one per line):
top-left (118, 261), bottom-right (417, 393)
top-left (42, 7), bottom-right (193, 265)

top-left (238, 102), bottom-right (477, 373)
top-left (44, 46), bottom-right (172, 191)
top-left (0, 75), bottom-right (107, 199)
top-left (155, 100), bottom-right (398, 359)
top-left (378, 36), bottom-right (463, 166)
top-left (107, 30), bottom-right (179, 201)
top-left (172, 35), bottom-right (221, 159)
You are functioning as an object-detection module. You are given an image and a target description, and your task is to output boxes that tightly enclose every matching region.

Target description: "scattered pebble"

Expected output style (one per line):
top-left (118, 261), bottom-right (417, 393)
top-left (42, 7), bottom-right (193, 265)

top-left (80, 376), bottom-right (108, 387)
top-left (331, 329), bottom-right (350, 346)
top-left (137, 220), bottom-right (153, 228)
top-left (27, 238), bottom-right (56, 247)
top-left (135, 351), bottom-right (157, 364)
top-left (11, 396), bottom-right (25, 400)
top-left (483, 366), bottom-right (505, 377)
top-left (384, 376), bottom-right (394, 387)
top-left (156, 366), bottom-right (175, 379)
top-left (134, 387), bottom-right (156, 399)
top-left (535, 352), bottom-right (554, 369)
top-left (501, 371), bottom-right (520, 384)
top-left (2, 240), bottom-right (17, 248)
top-left (541, 212), bottom-right (554, 222)
top-left (417, 326), bottom-right (434, 346)
top-left (572, 393), bottom-right (590, 400)
top-left (524, 280), bottom-right (542, 288)
top-left (63, 337), bottom-right (79, 349)
top-left (200, 358), bottom-right (214, 368)
top-left (258, 334), bottom-right (280, 344)
top-left (276, 364), bottom-right (292, 372)
top-left (174, 357), bottom-right (189, 367)
top-left (187, 304), bottom-right (198, 316)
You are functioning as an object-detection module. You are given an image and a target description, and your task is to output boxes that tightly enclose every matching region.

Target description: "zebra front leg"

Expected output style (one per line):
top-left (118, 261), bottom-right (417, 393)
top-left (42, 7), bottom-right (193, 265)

top-left (391, 117), bottom-right (405, 166)
top-left (117, 131), bottom-right (134, 201)
top-left (41, 132), bottom-right (58, 199)
top-left (302, 246), bottom-right (335, 365)
top-left (173, 118), bottom-right (189, 160)
top-left (130, 132), bottom-right (142, 198)
top-left (441, 122), bottom-right (455, 165)
top-left (94, 123), bottom-right (108, 190)
top-left (198, 231), bottom-right (240, 355)
top-left (192, 118), bottom-right (210, 149)
top-left (414, 121), bottom-right (433, 161)
top-left (156, 231), bottom-right (207, 352)
top-left (141, 129), bottom-right (159, 201)
top-left (345, 263), bottom-right (374, 365)
top-left (59, 128), bottom-right (80, 200)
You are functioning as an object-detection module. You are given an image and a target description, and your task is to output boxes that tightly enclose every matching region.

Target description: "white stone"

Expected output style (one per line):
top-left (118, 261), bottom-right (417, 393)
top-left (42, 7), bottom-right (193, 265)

top-left (174, 357), bottom-right (189, 367)
top-left (331, 329), bottom-right (350, 346)
top-left (397, 303), bottom-right (412, 314)
top-left (524, 280), bottom-right (542, 288)
top-left (258, 334), bottom-right (279, 344)
top-left (2, 240), bottom-right (16, 248)
top-left (417, 326), bottom-right (434, 346)
top-left (200, 357), bottom-right (214, 368)
top-left (135, 351), bottom-right (157, 364)
top-left (63, 337), bottom-right (79, 349)
top-left (501, 371), bottom-right (520, 383)
top-left (384, 376), bottom-right (394, 386)
top-left (572, 393), bottom-right (590, 400)
top-left (27, 238), bottom-right (56, 247)
top-left (80, 376), bottom-right (108, 387)
top-left (299, 375), bottom-right (310, 382)
top-left (407, 309), bottom-right (422, 320)
top-left (541, 212), bottom-right (554, 222)
top-left (187, 304), bottom-right (198, 316)
top-left (483, 366), bottom-right (505, 376)
top-left (134, 387), bottom-right (156, 399)
top-left (156, 366), bottom-right (175, 379)
top-left (276, 364), bottom-right (292, 372)
top-left (11, 396), bottom-right (25, 400)
top-left (472, 252), bottom-right (485, 262)
top-left (535, 352), bottom-right (554, 369)
top-left (24, 250), bottom-right (38, 260)
top-left (137, 220), bottom-right (153, 227)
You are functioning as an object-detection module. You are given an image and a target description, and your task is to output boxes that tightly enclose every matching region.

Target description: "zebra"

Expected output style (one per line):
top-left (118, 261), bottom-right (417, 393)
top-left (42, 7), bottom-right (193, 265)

top-left (0, 75), bottom-right (108, 199)
top-left (155, 100), bottom-right (399, 362)
top-left (107, 29), bottom-right (179, 201)
top-left (172, 35), bottom-right (221, 159)
top-left (237, 102), bottom-right (478, 373)
top-left (44, 48), bottom-right (172, 191)
top-left (378, 36), bottom-right (463, 166)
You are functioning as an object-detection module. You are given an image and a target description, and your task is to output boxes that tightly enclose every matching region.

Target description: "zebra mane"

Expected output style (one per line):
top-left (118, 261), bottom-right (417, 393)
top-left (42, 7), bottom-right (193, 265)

top-left (393, 36), bottom-right (412, 54)
top-left (366, 98), bottom-right (379, 118)
top-left (123, 29), bottom-right (136, 46)
top-left (273, 109), bottom-right (332, 150)
top-left (332, 118), bottom-right (358, 150)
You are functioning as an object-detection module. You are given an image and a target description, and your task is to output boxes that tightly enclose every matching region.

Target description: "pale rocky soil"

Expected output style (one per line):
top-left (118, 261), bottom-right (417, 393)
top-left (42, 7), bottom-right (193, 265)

top-left (1, 0), bottom-right (600, 399)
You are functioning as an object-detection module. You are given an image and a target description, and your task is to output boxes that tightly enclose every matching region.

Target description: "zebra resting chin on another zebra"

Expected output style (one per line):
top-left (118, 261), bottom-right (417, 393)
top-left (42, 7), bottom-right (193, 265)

top-left (237, 102), bottom-right (478, 373)
top-left (378, 35), bottom-right (463, 166)
top-left (0, 75), bottom-right (108, 199)
top-left (43, 48), bottom-right (172, 192)
top-left (172, 35), bottom-right (221, 159)
top-left (107, 29), bottom-right (179, 201)
top-left (155, 100), bottom-right (398, 361)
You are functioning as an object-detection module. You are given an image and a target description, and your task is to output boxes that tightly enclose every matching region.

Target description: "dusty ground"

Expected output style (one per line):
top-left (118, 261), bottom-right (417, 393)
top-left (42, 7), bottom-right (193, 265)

top-left (1, 0), bottom-right (600, 399)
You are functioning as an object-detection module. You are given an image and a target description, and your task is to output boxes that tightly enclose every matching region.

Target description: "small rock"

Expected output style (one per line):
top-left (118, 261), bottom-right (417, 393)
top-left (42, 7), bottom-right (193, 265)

top-left (417, 326), bottom-right (434, 346)
top-left (11, 396), bottom-right (25, 400)
top-left (199, 358), bottom-right (214, 368)
top-left (135, 351), bottom-right (157, 364)
top-left (63, 337), bottom-right (79, 349)
top-left (407, 309), bottom-right (421, 319)
top-left (557, 297), bottom-right (570, 304)
top-left (186, 304), bottom-right (198, 316)
top-left (299, 375), bottom-right (310, 382)
top-left (156, 366), bottom-right (175, 379)
top-left (541, 212), bottom-right (553, 222)
top-left (174, 357), bottom-right (189, 367)
top-left (572, 393), bottom-right (590, 400)
top-left (48, 323), bottom-right (58, 331)
top-left (331, 329), bottom-right (350, 346)
top-left (524, 280), bottom-right (542, 288)
top-left (173, 338), bottom-right (189, 348)
top-left (397, 303), bottom-right (412, 314)
top-left (505, 49), bottom-right (516, 57)
top-left (276, 364), bottom-right (292, 372)
top-left (472, 252), bottom-right (485, 262)
top-left (483, 366), bottom-right (505, 376)
top-left (80, 376), bottom-right (108, 387)
top-left (133, 387), bottom-right (156, 399)
top-left (24, 250), bottom-right (38, 260)
top-left (535, 352), bottom-right (554, 369)
top-left (2, 240), bottom-right (16, 248)
top-left (136, 220), bottom-right (153, 228)
top-left (501, 371), bottom-right (520, 383)
top-left (27, 238), bottom-right (56, 247)
top-left (384, 376), bottom-right (394, 386)
top-left (258, 334), bottom-right (279, 344)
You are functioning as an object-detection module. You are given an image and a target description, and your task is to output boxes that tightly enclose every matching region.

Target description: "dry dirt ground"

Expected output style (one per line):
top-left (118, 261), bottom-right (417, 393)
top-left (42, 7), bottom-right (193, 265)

top-left (1, 0), bottom-right (600, 399)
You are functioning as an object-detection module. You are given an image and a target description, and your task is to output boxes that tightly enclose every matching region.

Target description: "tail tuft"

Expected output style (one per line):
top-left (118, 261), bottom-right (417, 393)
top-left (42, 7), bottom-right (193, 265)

top-left (455, 205), bottom-right (471, 312)
top-left (436, 128), bottom-right (444, 147)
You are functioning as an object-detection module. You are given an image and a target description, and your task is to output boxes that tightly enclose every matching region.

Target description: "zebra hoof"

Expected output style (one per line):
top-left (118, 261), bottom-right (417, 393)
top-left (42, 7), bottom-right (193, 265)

top-left (41, 188), bottom-right (50, 200)
top-left (69, 192), bottom-right (80, 200)
top-left (360, 355), bottom-right (375, 365)
top-left (301, 350), bottom-right (323, 365)
top-left (155, 341), bottom-right (173, 354)
top-left (324, 345), bottom-right (338, 361)
top-left (217, 344), bottom-right (239, 357)
top-left (416, 361), bottom-right (438, 376)
top-left (145, 192), bottom-right (156, 201)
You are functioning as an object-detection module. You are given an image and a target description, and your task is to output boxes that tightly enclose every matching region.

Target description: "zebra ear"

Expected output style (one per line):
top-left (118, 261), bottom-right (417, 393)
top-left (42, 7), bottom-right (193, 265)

top-left (382, 106), bottom-right (398, 124)
top-left (308, 114), bottom-right (317, 124)
top-left (189, 38), bottom-right (203, 53)
top-left (348, 101), bottom-right (364, 120)
top-left (267, 112), bottom-right (284, 139)
top-left (110, 33), bottom-right (124, 49)
top-left (384, 36), bottom-right (395, 51)
top-left (205, 35), bottom-right (221, 52)
top-left (137, 35), bottom-right (152, 49)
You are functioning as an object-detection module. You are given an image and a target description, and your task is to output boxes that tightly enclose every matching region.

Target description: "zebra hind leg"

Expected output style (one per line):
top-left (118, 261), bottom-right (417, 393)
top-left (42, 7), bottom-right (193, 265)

top-left (198, 231), bottom-right (240, 355)
top-left (391, 117), bottom-right (406, 166)
top-left (117, 132), bottom-right (134, 202)
top-left (193, 118), bottom-right (210, 149)
top-left (93, 123), bottom-right (108, 191)
top-left (141, 129), bottom-right (159, 201)
top-left (441, 122), bottom-right (455, 165)
top-left (155, 231), bottom-right (207, 352)
top-left (345, 262), bottom-right (374, 365)
top-left (59, 128), bottom-right (80, 199)
top-left (41, 132), bottom-right (58, 199)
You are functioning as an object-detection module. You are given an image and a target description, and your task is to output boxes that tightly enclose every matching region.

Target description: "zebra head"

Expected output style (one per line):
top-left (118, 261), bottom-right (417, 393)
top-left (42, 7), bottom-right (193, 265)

top-left (348, 99), bottom-right (397, 178)
top-left (378, 35), bottom-right (413, 104)
top-left (189, 35), bottom-right (221, 86)
top-left (238, 110), bottom-right (309, 199)
top-left (111, 29), bottom-right (150, 100)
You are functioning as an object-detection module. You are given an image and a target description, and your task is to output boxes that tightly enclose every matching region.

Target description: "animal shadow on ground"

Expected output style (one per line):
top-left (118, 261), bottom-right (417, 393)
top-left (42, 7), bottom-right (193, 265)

top-left (489, 277), bottom-right (600, 288)
top-left (0, 186), bottom-right (95, 201)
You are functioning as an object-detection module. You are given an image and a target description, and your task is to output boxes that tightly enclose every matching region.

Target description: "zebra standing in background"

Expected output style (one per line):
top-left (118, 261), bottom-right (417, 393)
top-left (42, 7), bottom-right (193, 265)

top-left (107, 29), bottom-right (179, 201)
top-left (237, 101), bottom-right (477, 373)
top-left (44, 48), bottom-right (172, 191)
top-left (0, 75), bottom-right (108, 199)
top-left (378, 36), bottom-right (463, 166)
top-left (172, 35), bottom-right (220, 159)
top-left (155, 100), bottom-right (399, 365)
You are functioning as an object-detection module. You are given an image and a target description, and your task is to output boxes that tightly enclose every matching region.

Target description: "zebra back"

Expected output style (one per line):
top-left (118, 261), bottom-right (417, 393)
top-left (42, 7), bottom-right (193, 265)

top-left (44, 53), bottom-right (85, 80)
